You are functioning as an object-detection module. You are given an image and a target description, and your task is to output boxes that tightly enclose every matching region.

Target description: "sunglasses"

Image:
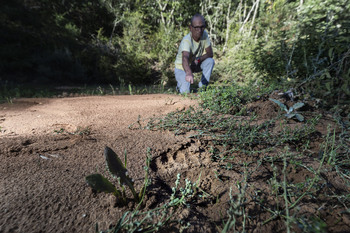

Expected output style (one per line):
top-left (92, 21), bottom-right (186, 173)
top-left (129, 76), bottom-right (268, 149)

top-left (191, 25), bottom-right (206, 30)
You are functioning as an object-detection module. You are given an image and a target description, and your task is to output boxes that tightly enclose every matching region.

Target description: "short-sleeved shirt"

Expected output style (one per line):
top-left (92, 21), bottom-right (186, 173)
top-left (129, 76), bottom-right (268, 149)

top-left (175, 30), bottom-right (211, 70)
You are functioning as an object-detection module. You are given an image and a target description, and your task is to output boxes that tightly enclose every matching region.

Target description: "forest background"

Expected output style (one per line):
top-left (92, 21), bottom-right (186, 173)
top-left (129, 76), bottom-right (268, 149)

top-left (0, 0), bottom-right (349, 111)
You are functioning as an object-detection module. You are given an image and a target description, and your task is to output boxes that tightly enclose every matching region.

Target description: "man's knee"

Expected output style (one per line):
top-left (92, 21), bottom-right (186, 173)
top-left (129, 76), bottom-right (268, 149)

top-left (202, 58), bottom-right (215, 71)
top-left (208, 57), bottom-right (215, 66)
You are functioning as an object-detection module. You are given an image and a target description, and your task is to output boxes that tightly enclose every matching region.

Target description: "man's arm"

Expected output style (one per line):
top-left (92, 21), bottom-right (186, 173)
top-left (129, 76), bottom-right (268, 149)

top-left (198, 45), bottom-right (213, 63)
top-left (182, 51), bottom-right (194, 84)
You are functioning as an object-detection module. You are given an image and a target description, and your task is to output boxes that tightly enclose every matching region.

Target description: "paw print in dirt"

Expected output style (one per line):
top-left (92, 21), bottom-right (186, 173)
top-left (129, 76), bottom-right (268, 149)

top-left (150, 139), bottom-right (212, 178)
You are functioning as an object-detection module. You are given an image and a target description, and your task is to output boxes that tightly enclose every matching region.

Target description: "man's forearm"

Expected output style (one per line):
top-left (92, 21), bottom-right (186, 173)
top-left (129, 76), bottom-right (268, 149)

top-left (182, 55), bottom-right (192, 75)
top-left (199, 51), bottom-right (213, 63)
top-left (182, 52), bottom-right (194, 84)
top-left (199, 46), bottom-right (214, 63)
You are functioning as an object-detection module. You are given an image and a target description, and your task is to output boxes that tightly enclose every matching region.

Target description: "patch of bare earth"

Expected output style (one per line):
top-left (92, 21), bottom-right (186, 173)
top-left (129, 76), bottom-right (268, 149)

top-left (0, 94), bottom-right (349, 232)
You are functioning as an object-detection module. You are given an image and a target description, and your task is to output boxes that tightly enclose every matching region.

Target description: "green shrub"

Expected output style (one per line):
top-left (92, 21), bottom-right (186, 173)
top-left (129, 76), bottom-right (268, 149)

top-left (214, 30), bottom-right (267, 86)
top-left (252, 0), bottom-right (350, 106)
top-left (199, 82), bottom-right (274, 115)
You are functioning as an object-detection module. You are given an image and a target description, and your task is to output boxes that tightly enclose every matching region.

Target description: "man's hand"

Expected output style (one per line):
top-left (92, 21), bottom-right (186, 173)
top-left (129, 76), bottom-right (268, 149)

top-left (185, 73), bottom-right (194, 84)
top-left (194, 57), bottom-right (200, 65)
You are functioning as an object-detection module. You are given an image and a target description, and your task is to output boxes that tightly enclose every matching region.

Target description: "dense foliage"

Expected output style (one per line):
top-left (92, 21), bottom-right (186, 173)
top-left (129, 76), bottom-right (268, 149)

top-left (1, 0), bottom-right (349, 109)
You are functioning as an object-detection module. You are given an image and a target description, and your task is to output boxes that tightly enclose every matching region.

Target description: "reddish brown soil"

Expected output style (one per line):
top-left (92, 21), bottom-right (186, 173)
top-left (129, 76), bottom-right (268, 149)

top-left (0, 94), bottom-right (349, 233)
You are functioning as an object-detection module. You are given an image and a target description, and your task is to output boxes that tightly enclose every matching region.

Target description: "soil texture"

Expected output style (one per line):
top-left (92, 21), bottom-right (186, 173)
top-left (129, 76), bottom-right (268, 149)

top-left (1, 94), bottom-right (349, 233)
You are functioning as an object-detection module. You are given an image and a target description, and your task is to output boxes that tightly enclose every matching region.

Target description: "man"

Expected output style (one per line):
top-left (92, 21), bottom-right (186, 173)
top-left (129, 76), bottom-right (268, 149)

top-left (174, 14), bottom-right (215, 93)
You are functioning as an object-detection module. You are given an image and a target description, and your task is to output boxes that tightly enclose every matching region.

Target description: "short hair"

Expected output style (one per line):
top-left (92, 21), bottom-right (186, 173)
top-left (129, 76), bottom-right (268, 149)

top-left (191, 14), bottom-right (205, 26)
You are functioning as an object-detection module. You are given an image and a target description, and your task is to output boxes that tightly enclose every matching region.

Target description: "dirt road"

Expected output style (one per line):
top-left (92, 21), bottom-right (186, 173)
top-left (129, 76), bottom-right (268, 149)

top-left (0, 95), bottom-right (196, 233)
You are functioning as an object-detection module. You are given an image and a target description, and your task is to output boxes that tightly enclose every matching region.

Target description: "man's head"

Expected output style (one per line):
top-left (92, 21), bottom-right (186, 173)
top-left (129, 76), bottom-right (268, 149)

top-left (189, 14), bottom-right (206, 42)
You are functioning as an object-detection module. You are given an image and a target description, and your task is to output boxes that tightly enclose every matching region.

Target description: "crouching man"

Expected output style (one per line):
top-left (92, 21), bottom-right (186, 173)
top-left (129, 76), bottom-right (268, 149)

top-left (174, 13), bottom-right (215, 93)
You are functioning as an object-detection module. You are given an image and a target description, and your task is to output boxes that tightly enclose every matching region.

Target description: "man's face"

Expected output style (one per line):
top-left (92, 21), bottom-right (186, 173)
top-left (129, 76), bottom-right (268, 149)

top-left (190, 17), bottom-right (206, 42)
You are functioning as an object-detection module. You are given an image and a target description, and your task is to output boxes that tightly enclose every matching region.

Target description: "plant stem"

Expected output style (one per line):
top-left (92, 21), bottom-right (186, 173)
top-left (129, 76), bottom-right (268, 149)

top-left (283, 152), bottom-right (291, 233)
top-left (289, 149), bottom-right (327, 209)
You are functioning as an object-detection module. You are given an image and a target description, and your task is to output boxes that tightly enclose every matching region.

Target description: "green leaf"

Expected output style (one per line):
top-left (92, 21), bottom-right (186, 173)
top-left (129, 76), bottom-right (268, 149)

top-left (323, 91), bottom-right (331, 96)
top-left (85, 173), bottom-right (119, 195)
top-left (295, 113), bottom-right (304, 122)
top-left (269, 98), bottom-right (287, 111)
top-left (292, 102), bottom-right (305, 110)
top-left (341, 84), bottom-right (350, 95)
top-left (328, 48), bottom-right (334, 60)
top-left (138, 186), bottom-right (145, 200)
top-left (286, 113), bottom-right (296, 119)
top-left (104, 146), bottom-right (138, 201)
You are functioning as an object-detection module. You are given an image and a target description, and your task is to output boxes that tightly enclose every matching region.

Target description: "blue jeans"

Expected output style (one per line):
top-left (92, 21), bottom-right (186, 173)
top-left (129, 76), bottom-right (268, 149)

top-left (175, 57), bottom-right (215, 93)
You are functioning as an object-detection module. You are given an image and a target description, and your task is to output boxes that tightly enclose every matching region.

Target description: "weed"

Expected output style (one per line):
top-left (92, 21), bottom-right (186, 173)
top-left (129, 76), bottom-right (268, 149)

top-left (99, 173), bottom-right (199, 233)
top-left (269, 98), bottom-right (305, 121)
top-left (53, 126), bottom-right (91, 136)
top-left (220, 165), bottom-right (249, 233)
top-left (86, 146), bottom-right (151, 205)
top-left (109, 84), bottom-right (116, 95)
top-left (53, 128), bottom-right (65, 134)
top-left (296, 216), bottom-right (327, 233)
top-left (6, 97), bottom-right (13, 104)
top-left (118, 78), bottom-right (126, 93)
top-left (74, 126), bottom-right (92, 136)
top-left (128, 84), bottom-right (133, 95)
top-left (97, 86), bottom-right (104, 95)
